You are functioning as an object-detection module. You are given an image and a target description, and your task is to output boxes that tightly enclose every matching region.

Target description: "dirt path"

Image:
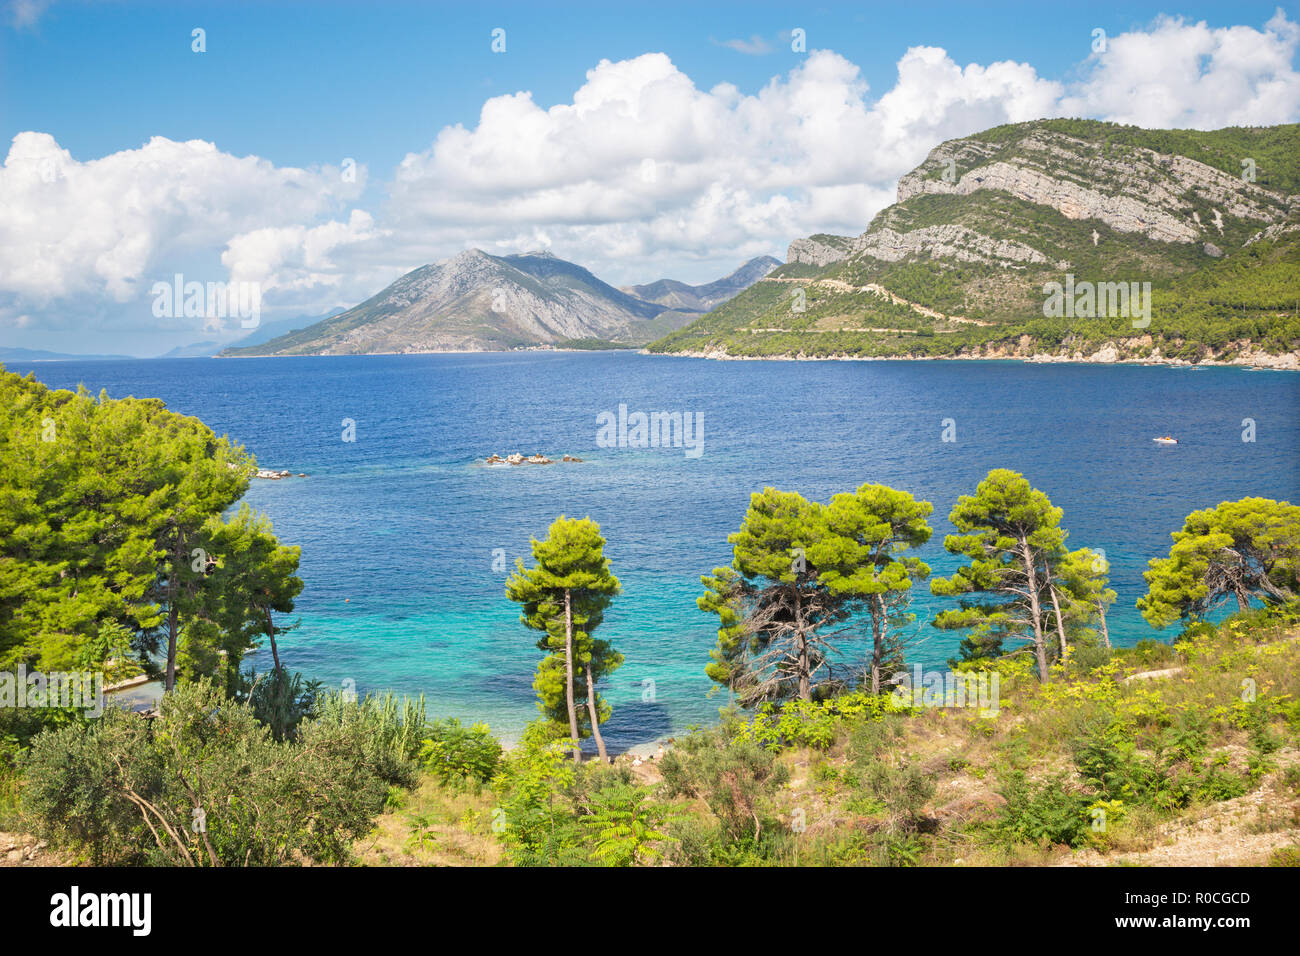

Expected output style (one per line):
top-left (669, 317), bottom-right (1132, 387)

top-left (1064, 759), bottom-right (1300, 867)
top-left (759, 276), bottom-right (993, 326)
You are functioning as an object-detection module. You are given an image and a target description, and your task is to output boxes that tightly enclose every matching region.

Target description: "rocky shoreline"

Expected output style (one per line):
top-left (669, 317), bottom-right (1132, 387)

top-left (650, 343), bottom-right (1300, 370)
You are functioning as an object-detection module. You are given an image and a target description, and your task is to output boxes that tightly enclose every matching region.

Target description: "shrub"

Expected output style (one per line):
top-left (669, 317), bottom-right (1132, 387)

top-left (310, 689), bottom-right (426, 788)
top-left (490, 721), bottom-right (584, 866)
top-left (660, 728), bottom-right (788, 844)
top-left (238, 667), bottom-right (321, 740)
top-left (581, 782), bottom-right (675, 866)
top-left (1268, 845), bottom-right (1300, 867)
top-left (998, 773), bottom-right (1093, 848)
top-left (738, 691), bottom-right (911, 753)
top-left (420, 718), bottom-right (502, 788)
top-left (23, 680), bottom-right (393, 865)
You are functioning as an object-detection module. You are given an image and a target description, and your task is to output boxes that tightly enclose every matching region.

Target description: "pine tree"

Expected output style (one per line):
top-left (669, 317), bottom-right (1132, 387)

top-left (1138, 498), bottom-right (1300, 628)
top-left (812, 484), bottom-right (933, 693)
top-left (506, 517), bottom-right (621, 763)
top-left (701, 488), bottom-right (850, 703)
top-left (930, 469), bottom-right (1069, 682)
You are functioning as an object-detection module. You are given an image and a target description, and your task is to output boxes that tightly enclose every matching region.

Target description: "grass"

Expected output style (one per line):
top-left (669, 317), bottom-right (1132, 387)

top-left (353, 777), bottom-right (502, 867)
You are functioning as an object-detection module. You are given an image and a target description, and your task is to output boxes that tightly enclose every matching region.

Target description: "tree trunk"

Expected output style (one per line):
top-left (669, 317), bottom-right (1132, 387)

top-left (795, 589), bottom-right (811, 702)
top-left (870, 594), bottom-right (886, 695)
top-left (583, 662), bottom-right (607, 761)
top-left (265, 607), bottom-right (282, 673)
top-left (164, 531), bottom-right (182, 693)
top-left (563, 589), bottom-right (581, 763)
top-left (1043, 564), bottom-right (1068, 660)
top-left (1021, 539), bottom-right (1049, 682)
top-left (1096, 598), bottom-right (1111, 649)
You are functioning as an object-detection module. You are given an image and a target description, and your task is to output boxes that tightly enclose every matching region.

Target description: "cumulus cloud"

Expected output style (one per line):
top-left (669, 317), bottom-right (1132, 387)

top-left (2, 12), bottom-right (1298, 348)
top-left (1060, 11), bottom-right (1300, 128)
top-left (0, 133), bottom-right (362, 322)
top-left (222, 210), bottom-right (386, 292)
top-left (381, 46), bottom-right (1064, 282)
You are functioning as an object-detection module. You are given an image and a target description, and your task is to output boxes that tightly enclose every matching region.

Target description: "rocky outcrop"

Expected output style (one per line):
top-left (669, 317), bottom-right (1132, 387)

top-left (1245, 220), bottom-right (1300, 246)
top-left (855, 224), bottom-right (1062, 268)
top-left (896, 128), bottom-right (1291, 244)
top-left (484, 453), bottom-right (584, 466)
top-left (787, 234), bottom-right (860, 267)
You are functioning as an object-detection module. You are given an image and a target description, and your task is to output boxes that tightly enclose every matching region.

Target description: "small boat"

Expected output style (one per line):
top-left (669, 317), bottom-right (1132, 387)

top-left (1152, 436), bottom-right (1178, 444)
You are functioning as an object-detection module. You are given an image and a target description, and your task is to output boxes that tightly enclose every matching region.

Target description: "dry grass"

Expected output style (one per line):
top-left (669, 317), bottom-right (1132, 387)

top-left (353, 777), bottom-right (503, 867)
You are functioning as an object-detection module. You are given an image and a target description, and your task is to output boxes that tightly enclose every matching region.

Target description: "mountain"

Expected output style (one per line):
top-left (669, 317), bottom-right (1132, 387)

top-left (224, 251), bottom-right (775, 356)
top-left (226, 309), bottom-right (346, 349)
top-left (623, 256), bottom-right (782, 312)
top-left (0, 347), bottom-right (135, 362)
top-left (649, 119), bottom-right (1300, 366)
top-left (155, 341), bottom-right (221, 359)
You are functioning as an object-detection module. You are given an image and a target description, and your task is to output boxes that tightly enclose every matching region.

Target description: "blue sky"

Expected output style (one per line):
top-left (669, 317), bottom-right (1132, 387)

top-left (7, 1), bottom-right (1291, 173)
top-left (2, 1), bottom-right (1298, 354)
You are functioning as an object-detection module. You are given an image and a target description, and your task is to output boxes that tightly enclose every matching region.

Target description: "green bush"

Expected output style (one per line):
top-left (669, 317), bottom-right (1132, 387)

top-left (1268, 846), bottom-right (1300, 867)
top-left (420, 718), bottom-right (502, 788)
top-left (22, 680), bottom-right (393, 865)
top-left (660, 728), bottom-right (788, 844)
top-left (490, 721), bottom-right (586, 867)
top-left (311, 689), bottom-right (426, 789)
top-left (998, 773), bottom-right (1093, 848)
top-left (237, 667), bottom-right (322, 740)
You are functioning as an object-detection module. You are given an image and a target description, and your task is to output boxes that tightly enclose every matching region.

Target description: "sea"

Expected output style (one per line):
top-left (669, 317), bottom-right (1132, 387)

top-left (8, 352), bottom-right (1299, 749)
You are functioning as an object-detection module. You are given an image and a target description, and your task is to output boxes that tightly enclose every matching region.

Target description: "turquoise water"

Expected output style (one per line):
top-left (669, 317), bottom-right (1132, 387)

top-left (12, 353), bottom-right (1299, 748)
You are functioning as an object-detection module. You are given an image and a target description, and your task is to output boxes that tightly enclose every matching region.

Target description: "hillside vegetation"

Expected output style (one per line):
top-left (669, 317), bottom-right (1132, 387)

top-left (359, 610), bottom-right (1300, 868)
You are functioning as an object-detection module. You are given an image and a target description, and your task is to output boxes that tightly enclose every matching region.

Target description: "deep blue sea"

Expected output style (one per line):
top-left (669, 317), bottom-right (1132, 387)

top-left (9, 353), bottom-right (1299, 748)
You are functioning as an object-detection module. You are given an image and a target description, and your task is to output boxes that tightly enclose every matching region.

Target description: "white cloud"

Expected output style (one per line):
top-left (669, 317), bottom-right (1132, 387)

top-left (8, 0), bottom-right (55, 28)
top-left (222, 210), bottom-right (386, 294)
top-left (379, 46), bottom-right (1064, 283)
top-left (1061, 11), bottom-right (1300, 128)
top-left (715, 35), bottom-right (774, 56)
top-left (0, 132), bottom-right (362, 313)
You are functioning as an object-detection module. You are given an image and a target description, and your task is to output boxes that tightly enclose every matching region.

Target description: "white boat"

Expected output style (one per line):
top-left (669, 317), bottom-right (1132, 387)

top-left (1152, 436), bottom-right (1178, 444)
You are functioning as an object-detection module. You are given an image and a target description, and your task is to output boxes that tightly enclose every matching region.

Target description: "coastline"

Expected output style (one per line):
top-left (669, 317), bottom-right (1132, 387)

top-left (643, 347), bottom-right (1300, 370)
top-left (198, 342), bottom-right (1300, 371)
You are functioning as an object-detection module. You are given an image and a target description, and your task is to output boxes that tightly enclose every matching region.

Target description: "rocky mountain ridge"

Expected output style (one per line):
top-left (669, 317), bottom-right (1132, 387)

top-left (224, 251), bottom-right (782, 356)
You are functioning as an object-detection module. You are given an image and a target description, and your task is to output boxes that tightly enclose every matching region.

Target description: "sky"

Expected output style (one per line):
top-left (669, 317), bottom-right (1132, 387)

top-left (2, 0), bottom-right (1299, 355)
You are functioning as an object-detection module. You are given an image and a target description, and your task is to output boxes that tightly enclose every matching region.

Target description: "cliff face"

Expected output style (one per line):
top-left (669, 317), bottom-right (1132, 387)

top-left (658, 119), bottom-right (1300, 363)
top-left (789, 123), bottom-right (1295, 270)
